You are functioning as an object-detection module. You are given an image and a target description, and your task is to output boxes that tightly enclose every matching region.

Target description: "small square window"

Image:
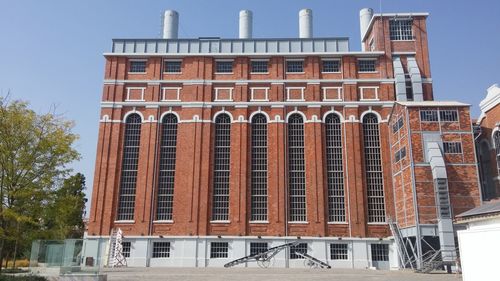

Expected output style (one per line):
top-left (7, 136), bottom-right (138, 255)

top-left (210, 242), bottom-right (229, 258)
top-left (439, 110), bottom-right (458, 122)
top-left (322, 60), bottom-right (341, 73)
top-left (250, 242), bottom-right (268, 256)
top-left (216, 61), bottom-right (233, 73)
top-left (443, 142), bottom-right (462, 154)
top-left (371, 244), bottom-right (389, 261)
top-left (121, 242), bottom-right (131, 258)
top-left (420, 110), bottom-right (438, 122)
top-left (129, 60), bottom-right (147, 73)
top-left (164, 61), bottom-right (182, 73)
top-left (251, 61), bottom-right (268, 73)
top-left (152, 242), bottom-right (170, 258)
top-left (358, 59), bottom-right (376, 72)
top-left (290, 243), bottom-right (308, 259)
top-left (330, 244), bottom-right (348, 260)
top-left (286, 60), bottom-right (304, 73)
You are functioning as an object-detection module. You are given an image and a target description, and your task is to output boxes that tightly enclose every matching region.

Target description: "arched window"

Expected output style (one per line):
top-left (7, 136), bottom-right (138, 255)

top-left (479, 141), bottom-right (493, 200)
top-left (156, 114), bottom-right (178, 221)
top-left (362, 113), bottom-right (386, 223)
top-left (250, 114), bottom-right (268, 221)
top-left (117, 113), bottom-right (142, 221)
top-left (212, 113), bottom-right (231, 221)
top-left (324, 114), bottom-right (345, 222)
top-left (495, 131), bottom-right (500, 177)
top-left (288, 113), bottom-right (306, 222)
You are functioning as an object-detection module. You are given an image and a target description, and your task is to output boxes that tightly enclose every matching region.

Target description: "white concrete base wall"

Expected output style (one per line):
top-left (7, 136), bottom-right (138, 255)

top-left (82, 236), bottom-right (398, 269)
top-left (458, 218), bottom-right (500, 281)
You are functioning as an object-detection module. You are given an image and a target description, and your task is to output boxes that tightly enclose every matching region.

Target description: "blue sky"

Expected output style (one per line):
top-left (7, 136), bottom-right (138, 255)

top-left (1, 0), bottom-right (499, 211)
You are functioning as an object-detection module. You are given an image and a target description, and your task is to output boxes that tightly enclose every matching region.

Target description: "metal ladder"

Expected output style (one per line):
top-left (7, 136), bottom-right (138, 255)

top-left (106, 228), bottom-right (127, 267)
top-left (294, 252), bottom-right (331, 269)
top-left (224, 241), bottom-right (300, 268)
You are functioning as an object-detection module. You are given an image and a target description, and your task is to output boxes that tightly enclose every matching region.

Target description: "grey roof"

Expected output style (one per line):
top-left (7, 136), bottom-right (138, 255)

top-left (456, 200), bottom-right (500, 218)
top-left (107, 37), bottom-right (354, 56)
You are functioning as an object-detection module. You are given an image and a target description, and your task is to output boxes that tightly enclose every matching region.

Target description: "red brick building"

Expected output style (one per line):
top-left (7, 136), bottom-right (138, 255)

top-left (84, 8), bottom-right (481, 269)
top-left (475, 84), bottom-right (500, 200)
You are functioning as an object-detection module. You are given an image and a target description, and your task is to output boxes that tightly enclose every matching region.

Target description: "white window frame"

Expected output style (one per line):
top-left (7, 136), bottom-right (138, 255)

top-left (126, 87), bottom-right (146, 101)
top-left (285, 59), bottom-right (305, 74)
top-left (321, 59), bottom-right (341, 73)
top-left (250, 59), bottom-right (270, 74)
top-left (214, 59), bottom-right (234, 74)
top-left (286, 87), bottom-right (305, 101)
top-left (250, 87), bottom-right (270, 101)
top-left (439, 109), bottom-right (459, 123)
top-left (214, 87), bottom-right (234, 101)
top-left (357, 58), bottom-right (378, 73)
top-left (163, 59), bottom-right (182, 74)
top-left (128, 59), bottom-right (147, 74)
top-left (322, 87), bottom-right (343, 101)
top-left (359, 86), bottom-right (379, 101)
top-left (161, 87), bottom-right (181, 101)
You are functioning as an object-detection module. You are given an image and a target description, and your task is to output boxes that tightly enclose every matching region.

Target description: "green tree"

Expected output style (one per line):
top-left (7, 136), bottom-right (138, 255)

top-left (0, 96), bottom-right (80, 270)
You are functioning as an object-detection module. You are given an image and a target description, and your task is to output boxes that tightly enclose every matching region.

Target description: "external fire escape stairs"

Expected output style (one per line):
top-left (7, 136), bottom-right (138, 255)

top-left (389, 142), bottom-right (458, 273)
top-left (224, 241), bottom-right (330, 269)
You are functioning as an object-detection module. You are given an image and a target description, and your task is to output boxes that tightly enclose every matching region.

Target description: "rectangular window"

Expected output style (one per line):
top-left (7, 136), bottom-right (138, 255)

top-left (322, 60), bottom-right (341, 73)
top-left (129, 60), bottom-right (147, 73)
top-left (290, 243), bottom-right (308, 259)
top-left (250, 115), bottom-right (268, 221)
top-left (420, 110), bottom-right (438, 122)
top-left (288, 115), bottom-right (306, 222)
top-left (251, 61), bottom-right (268, 73)
top-left (389, 19), bottom-right (413, 41)
top-left (286, 60), bottom-right (304, 73)
top-left (371, 244), bottom-right (389, 261)
top-left (210, 242), bottom-right (229, 258)
top-left (443, 142), bottom-right (462, 154)
top-left (122, 242), bottom-right (131, 258)
top-left (358, 59), bottom-right (376, 72)
top-left (330, 244), bottom-right (348, 260)
top-left (215, 61), bottom-right (233, 73)
top-left (439, 110), bottom-right (458, 122)
top-left (152, 242), bottom-right (171, 258)
top-left (164, 61), bottom-right (182, 73)
top-left (392, 117), bottom-right (404, 133)
top-left (395, 147), bottom-right (406, 163)
top-left (250, 242), bottom-right (268, 256)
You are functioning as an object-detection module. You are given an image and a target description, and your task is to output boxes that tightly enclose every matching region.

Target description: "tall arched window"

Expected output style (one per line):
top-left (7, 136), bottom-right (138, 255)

top-left (156, 114), bottom-right (178, 221)
top-left (288, 113), bottom-right (306, 222)
top-left (325, 113), bottom-right (345, 222)
top-left (212, 113), bottom-right (231, 221)
top-left (117, 113), bottom-right (142, 221)
top-left (362, 113), bottom-right (386, 223)
top-left (495, 131), bottom-right (500, 177)
top-left (250, 114), bottom-right (268, 221)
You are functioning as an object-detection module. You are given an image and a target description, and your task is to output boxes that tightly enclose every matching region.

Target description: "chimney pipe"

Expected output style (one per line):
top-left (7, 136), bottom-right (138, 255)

top-left (239, 10), bottom-right (253, 39)
top-left (299, 9), bottom-right (313, 38)
top-left (163, 10), bottom-right (179, 39)
top-left (359, 8), bottom-right (374, 46)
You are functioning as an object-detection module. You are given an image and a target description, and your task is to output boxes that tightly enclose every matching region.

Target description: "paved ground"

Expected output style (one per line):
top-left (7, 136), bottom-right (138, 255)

top-left (103, 267), bottom-right (462, 281)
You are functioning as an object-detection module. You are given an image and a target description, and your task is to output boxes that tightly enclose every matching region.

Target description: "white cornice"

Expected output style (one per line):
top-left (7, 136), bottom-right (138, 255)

top-left (479, 84), bottom-right (500, 115)
top-left (103, 78), bottom-right (396, 85)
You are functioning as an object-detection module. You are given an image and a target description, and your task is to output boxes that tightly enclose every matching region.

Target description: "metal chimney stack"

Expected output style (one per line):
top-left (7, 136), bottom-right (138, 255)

top-left (163, 10), bottom-right (179, 39)
top-left (239, 10), bottom-right (253, 39)
top-left (359, 8), bottom-right (374, 46)
top-left (299, 9), bottom-right (313, 39)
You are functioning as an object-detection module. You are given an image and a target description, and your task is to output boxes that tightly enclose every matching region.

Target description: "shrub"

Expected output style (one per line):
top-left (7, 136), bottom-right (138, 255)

top-left (0, 276), bottom-right (47, 281)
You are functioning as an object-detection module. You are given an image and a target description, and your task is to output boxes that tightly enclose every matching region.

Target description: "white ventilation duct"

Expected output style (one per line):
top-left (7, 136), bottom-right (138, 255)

top-left (299, 9), bottom-right (313, 39)
top-left (359, 8), bottom-right (374, 44)
top-left (163, 10), bottom-right (179, 39)
top-left (239, 10), bottom-right (253, 39)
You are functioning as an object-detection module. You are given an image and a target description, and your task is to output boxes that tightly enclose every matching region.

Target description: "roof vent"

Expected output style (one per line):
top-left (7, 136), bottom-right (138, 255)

top-left (299, 9), bottom-right (313, 38)
top-left (163, 10), bottom-right (179, 39)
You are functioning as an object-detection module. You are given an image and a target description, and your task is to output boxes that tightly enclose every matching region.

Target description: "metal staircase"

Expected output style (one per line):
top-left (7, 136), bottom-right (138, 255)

top-left (415, 249), bottom-right (455, 273)
top-left (294, 252), bottom-right (331, 269)
top-left (388, 217), bottom-right (416, 270)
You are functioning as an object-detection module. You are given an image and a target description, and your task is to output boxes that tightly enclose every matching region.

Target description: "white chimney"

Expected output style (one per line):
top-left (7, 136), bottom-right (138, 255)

top-left (239, 10), bottom-right (253, 39)
top-left (163, 10), bottom-right (179, 39)
top-left (359, 8), bottom-right (374, 44)
top-left (299, 9), bottom-right (313, 39)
